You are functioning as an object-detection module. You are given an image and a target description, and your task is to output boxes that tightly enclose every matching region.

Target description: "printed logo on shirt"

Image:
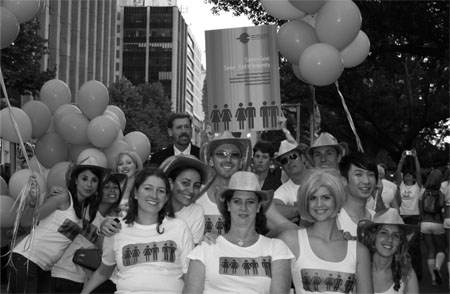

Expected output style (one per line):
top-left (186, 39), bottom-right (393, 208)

top-left (204, 215), bottom-right (225, 235)
top-left (58, 218), bottom-right (82, 241)
top-left (218, 256), bottom-right (272, 277)
top-left (122, 240), bottom-right (177, 266)
top-left (300, 268), bottom-right (355, 293)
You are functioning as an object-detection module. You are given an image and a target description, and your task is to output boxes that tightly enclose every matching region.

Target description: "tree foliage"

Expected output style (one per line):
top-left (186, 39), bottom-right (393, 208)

top-left (109, 78), bottom-right (172, 151)
top-left (206, 0), bottom-right (449, 166)
top-left (0, 19), bottom-right (55, 106)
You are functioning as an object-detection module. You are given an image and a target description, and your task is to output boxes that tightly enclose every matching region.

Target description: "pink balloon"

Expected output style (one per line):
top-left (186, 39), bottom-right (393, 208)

top-left (57, 112), bottom-right (90, 145)
top-left (69, 143), bottom-right (95, 163)
top-left (288, 0), bottom-right (325, 14)
top-left (0, 176), bottom-right (8, 195)
top-left (78, 80), bottom-right (109, 120)
top-left (299, 43), bottom-right (344, 86)
top-left (47, 161), bottom-right (71, 189)
top-left (53, 104), bottom-right (82, 134)
top-left (39, 79), bottom-right (72, 114)
top-left (260, 0), bottom-right (305, 20)
top-left (0, 196), bottom-right (16, 228)
top-left (87, 115), bottom-right (119, 148)
top-left (1, 0), bottom-right (40, 23)
top-left (315, 0), bottom-right (362, 50)
top-left (277, 20), bottom-right (318, 64)
top-left (22, 100), bottom-right (52, 139)
top-left (292, 64), bottom-right (308, 83)
top-left (8, 169), bottom-right (47, 200)
top-left (35, 132), bottom-right (70, 168)
top-left (104, 140), bottom-right (130, 167)
top-left (0, 107), bottom-right (32, 144)
top-left (340, 30), bottom-right (370, 68)
top-left (77, 148), bottom-right (108, 168)
top-left (0, 7), bottom-right (19, 49)
top-left (103, 110), bottom-right (121, 129)
top-left (124, 131), bottom-right (151, 163)
top-left (105, 105), bottom-right (126, 130)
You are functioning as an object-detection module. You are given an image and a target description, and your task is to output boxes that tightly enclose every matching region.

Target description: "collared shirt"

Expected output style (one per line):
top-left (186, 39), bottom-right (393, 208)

top-left (174, 143), bottom-right (191, 155)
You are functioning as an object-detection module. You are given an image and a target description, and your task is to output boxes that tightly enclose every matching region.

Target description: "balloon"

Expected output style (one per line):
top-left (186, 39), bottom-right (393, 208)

top-left (77, 148), bottom-right (108, 168)
top-left (315, 0), bottom-right (362, 50)
top-left (35, 132), bottom-right (70, 168)
top-left (0, 196), bottom-right (16, 228)
top-left (22, 100), bottom-right (52, 139)
top-left (103, 110), bottom-right (121, 129)
top-left (340, 30), bottom-right (370, 68)
top-left (27, 156), bottom-right (45, 173)
top-left (0, 176), bottom-right (8, 195)
top-left (78, 80), bottom-right (109, 120)
top-left (1, 0), bottom-right (40, 23)
top-left (0, 107), bottom-right (32, 143)
top-left (53, 103), bottom-right (82, 134)
top-left (104, 140), bottom-right (130, 167)
top-left (288, 0), bottom-right (325, 15)
top-left (8, 169), bottom-right (47, 200)
top-left (87, 115), bottom-right (119, 148)
top-left (124, 131), bottom-right (151, 163)
top-left (39, 79), bottom-right (72, 114)
top-left (260, 0), bottom-right (305, 20)
top-left (0, 7), bottom-right (19, 49)
top-left (105, 105), bottom-right (126, 130)
top-left (299, 43), bottom-right (344, 86)
top-left (292, 64), bottom-right (307, 83)
top-left (301, 14), bottom-right (316, 27)
top-left (69, 143), bottom-right (95, 163)
top-left (277, 20), bottom-right (318, 64)
top-left (57, 112), bottom-right (90, 145)
top-left (47, 161), bottom-right (71, 189)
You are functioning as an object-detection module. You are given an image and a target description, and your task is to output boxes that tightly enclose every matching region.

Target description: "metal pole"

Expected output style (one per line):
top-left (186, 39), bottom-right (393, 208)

top-left (296, 103), bottom-right (301, 143)
top-left (310, 85), bottom-right (316, 146)
top-left (10, 142), bottom-right (16, 174)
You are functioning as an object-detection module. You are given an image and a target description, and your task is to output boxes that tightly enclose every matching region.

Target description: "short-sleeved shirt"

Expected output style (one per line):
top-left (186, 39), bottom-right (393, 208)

top-left (399, 182), bottom-right (421, 215)
top-left (274, 179), bottom-right (300, 205)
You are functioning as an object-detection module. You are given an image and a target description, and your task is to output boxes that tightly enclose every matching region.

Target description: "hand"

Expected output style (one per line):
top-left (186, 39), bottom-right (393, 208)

top-left (411, 149), bottom-right (417, 157)
top-left (278, 116), bottom-right (288, 130)
top-left (341, 230), bottom-right (357, 241)
top-left (27, 176), bottom-right (39, 206)
top-left (99, 217), bottom-right (122, 237)
top-left (205, 125), bottom-right (214, 141)
top-left (202, 232), bottom-right (219, 245)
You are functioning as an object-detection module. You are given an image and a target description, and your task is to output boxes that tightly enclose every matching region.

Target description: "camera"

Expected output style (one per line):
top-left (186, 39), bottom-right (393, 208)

top-left (405, 150), bottom-right (412, 156)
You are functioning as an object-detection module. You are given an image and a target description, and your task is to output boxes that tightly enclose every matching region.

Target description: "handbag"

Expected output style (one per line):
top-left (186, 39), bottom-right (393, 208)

top-left (73, 248), bottom-right (101, 271)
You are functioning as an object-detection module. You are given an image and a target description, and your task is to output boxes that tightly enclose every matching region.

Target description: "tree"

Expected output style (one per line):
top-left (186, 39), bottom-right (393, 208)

top-left (0, 19), bottom-right (55, 107)
top-left (109, 78), bottom-right (172, 152)
top-left (206, 0), bottom-right (449, 165)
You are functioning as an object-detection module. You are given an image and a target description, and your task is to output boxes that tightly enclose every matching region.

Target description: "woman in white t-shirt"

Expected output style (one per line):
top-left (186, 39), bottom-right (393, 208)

top-left (81, 168), bottom-right (194, 294)
top-left (183, 171), bottom-right (293, 294)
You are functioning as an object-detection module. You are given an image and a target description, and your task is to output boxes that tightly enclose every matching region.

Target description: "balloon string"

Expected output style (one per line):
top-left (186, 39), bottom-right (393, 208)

top-left (335, 81), bottom-right (364, 152)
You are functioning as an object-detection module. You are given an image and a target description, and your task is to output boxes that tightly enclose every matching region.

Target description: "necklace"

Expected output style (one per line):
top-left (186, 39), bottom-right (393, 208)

top-left (226, 232), bottom-right (259, 247)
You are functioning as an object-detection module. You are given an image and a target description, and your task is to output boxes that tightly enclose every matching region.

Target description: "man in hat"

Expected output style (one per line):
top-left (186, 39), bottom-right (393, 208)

top-left (272, 140), bottom-right (309, 222)
top-left (147, 113), bottom-right (200, 166)
top-left (307, 132), bottom-right (348, 170)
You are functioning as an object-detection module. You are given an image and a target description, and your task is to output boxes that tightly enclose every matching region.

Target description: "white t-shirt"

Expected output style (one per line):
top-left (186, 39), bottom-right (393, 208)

top-left (196, 192), bottom-right (225, 235)
top-left (440, 181), bottom-right (450, 206)
top-left (337, 208), bottom-right (375, 238)
top-left (102, 217), bottom-right (194, 294)
top-left (175, 203), bottom-right (205, 244)
top-left (381, 179), bottom-right (398, 207)
top-left (186, 235), bottom-right (294, 294)
top-left (274, 179), bottom-right (300, 205)
top-left (399, 182), bottom-right (421, 215)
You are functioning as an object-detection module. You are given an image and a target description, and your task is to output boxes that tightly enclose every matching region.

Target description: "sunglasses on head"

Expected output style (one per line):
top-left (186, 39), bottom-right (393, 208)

top-left (214, 151), bottom-right (242, 160)
top-left (278, 153), bottom-right (300, 165)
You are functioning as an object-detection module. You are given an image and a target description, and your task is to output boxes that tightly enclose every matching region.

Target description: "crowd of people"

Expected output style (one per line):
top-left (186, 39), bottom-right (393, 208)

top-left (2, 112), bottom-right (449, 293)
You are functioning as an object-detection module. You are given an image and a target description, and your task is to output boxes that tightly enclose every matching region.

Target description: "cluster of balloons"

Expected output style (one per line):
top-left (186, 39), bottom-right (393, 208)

top-left (0, 79), bottom-right (151, 226)
top-left (262, 0), bottom-right (370, 86)
top-left (0, 0), bottom-right (45, 49)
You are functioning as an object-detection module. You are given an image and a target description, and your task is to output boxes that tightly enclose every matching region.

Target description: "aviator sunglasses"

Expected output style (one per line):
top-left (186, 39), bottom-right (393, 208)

top-left (214, 151), bottom-right (242, 160)
top-left (278, 153), bottom-right (300, 165)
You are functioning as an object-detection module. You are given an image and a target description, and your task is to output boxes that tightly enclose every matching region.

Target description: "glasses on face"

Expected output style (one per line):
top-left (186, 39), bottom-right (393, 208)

top-left (214, 151), bottom-right (242, 160)
top-left (278, 153), bottom-right (299, 165)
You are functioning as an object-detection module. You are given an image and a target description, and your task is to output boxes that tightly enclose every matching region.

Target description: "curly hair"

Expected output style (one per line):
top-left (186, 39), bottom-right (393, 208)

top-left (124, 168), bottom-right (174, 234)
top-left (361, 224), bottom-right (413, 291)
top-left (112, 151), bottom-right (143, 174)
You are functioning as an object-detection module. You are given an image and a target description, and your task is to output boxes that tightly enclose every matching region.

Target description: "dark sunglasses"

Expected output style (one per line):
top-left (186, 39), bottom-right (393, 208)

top-left (214, 151), bottom-right (242, 160)
top-left (278, 153), bottom-right (300, 165)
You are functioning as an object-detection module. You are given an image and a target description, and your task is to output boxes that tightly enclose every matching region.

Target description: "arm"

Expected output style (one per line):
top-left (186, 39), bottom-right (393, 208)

top-left (279, 117), bottom-right (296, 144)
top-left (270, 259), bottom-right (292, 294)
top-left (21, 189), bottom-right (69, 226)
top-left (273, 199), bottom-right (300, 222)
top-left (404, 268), bottom-right (419, 293)
top-left (412, 149), bottom-right (422, 187)
top-left (182, 260), bottom-right (205, 294)
top-left (265, 202), bottom-right (298, 237)
top-left (278, 229), bottom-right (300, 258)
top-left (396, 151), bottom-right (407, 185)
top-left (81, 262), bottom-right (115, 294)
top-left (392, 187), bottom-right (401, 209)
top-left (355, 242), bottom-right (373, 294)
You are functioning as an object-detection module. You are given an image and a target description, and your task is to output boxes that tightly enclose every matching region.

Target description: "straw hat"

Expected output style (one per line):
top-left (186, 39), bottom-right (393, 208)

top-left (216, 171), bottom-right (273, 216)
top-left (307, 132), bottom-right (348, 158)
top-left (200, 131), bottom-right (252, 170)
top-left (274, 140), bottom-right (306, 165)
top-left (66, 156), bottom-right (110, 187)
top-left (357, 219), bottom-right (419, 249)
top-left (160, 154), bottom-right (216, 198)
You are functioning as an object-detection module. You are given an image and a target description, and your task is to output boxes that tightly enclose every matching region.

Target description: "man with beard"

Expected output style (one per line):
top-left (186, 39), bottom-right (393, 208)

top-left (147, 113), bottom-right (200, 166)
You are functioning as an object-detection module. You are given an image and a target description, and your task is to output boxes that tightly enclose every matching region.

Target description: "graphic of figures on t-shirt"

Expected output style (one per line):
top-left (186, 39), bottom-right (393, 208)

top-left (121, 240), bottom-right (177, 266)
top-left (300, 268), bottom-right (355, 293)
top-left (204, 215), bottom-right (225, 236)
top-left (219, 256), bottom-right (271, 277)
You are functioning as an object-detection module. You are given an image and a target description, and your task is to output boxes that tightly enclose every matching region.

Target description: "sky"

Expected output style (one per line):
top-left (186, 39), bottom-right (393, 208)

top-left (176, 0), bottom-right (254, 67)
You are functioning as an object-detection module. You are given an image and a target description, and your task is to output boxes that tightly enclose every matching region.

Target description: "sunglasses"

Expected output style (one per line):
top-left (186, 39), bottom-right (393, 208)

top-left (278, 153), bottom-right (300, 165)
top-left (214, 151), bottom-right (242, 160)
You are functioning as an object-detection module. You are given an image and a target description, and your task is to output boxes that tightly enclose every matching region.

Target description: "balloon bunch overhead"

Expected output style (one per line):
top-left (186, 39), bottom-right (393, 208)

top-left (262, 0), bottom-right (370, 86)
